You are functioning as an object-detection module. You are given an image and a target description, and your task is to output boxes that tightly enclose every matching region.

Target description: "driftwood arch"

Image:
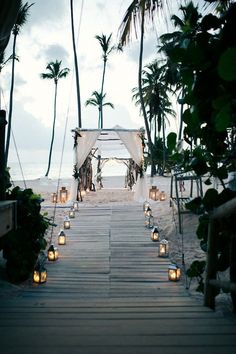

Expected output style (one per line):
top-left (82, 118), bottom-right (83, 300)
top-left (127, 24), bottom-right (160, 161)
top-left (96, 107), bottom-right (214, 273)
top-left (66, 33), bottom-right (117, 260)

top-left (70, 127), bottom-right (148, 202)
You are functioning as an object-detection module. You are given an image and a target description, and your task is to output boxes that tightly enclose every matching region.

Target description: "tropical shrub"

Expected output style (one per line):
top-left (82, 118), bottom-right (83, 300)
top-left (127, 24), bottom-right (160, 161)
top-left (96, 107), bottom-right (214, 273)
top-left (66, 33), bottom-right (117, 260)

top-left (165, 1), bottom-right (236, 292)
top-left (0, 186), bottom-right (50, 283)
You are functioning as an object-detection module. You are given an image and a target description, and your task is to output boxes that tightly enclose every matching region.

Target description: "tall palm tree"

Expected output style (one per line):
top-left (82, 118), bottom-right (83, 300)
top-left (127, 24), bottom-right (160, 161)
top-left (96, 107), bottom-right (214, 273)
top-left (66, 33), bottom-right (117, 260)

top-left (95, 33), bottom-right (114, 129)
top-left (70, 0), bottom-right (82, 128)
top-left (118, 0), bottom-right (168, 176)
top-left (5, 1), bottom-right (33, 165)
top-left (159, 1), bottom-right (202, 141)
top-left (132, 60), bottom-right (176, 174)
top-left (85, 91), bottom-right (114, 128)
top-left (40, 60), bottom-right (69, 177)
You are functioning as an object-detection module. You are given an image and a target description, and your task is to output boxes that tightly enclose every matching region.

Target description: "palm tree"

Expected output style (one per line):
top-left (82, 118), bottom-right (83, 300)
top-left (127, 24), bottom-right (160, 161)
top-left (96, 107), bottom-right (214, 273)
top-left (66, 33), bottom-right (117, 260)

top-left (70, 0), bottom-right (82, 128)
top-left (85, 91), bottom-right (114, 128)
top-left (132, 60), bottom-right (176, 174)
top-left (40, 60), bottom-right (69, 177)
top-left (118, 0), bottom-right (168, 176)
top-left (5, 1), bottom-right (33, 165)
top-left (158, 1), bottom-right (202, 141)
top-left (95, 33), bottom-right (114, 129)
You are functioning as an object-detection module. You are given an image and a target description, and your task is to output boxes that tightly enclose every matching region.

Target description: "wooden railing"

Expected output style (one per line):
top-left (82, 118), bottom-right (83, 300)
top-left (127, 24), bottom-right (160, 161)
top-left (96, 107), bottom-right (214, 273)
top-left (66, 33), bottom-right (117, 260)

top-left (204, 197), bottom-right (236, 312)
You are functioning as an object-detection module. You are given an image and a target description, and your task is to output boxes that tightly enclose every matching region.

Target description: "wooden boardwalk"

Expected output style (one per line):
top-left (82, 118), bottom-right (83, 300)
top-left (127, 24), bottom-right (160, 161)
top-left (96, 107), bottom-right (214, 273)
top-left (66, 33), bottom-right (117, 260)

top-left (0, 203), bottom-right (236, 354)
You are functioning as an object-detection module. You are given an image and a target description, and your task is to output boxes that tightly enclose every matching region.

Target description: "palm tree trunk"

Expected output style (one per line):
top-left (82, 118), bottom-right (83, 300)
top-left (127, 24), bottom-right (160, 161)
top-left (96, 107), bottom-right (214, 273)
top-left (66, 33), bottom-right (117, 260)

top-left (178, 89), bottom-right (184, 141)
top-left (138, 8), bottom-right (155, 177)
top-left (100, 59), bottom-right (106, 129)
top-left (70, 0), bottom-right (82, 128)
top-left (45, 82), bottom-right (58, 177)
top-left (5, 33), bottom-right (17, 165)
top-left (162, 116), bottom-right (166, 175)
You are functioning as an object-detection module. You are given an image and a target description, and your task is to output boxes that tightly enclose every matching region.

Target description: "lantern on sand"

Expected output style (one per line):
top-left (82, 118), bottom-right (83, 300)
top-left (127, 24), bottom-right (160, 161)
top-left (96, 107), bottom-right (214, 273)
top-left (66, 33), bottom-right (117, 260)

top-left (168, 264), bottom-right (181, 281)
top-left (51, 193), bottom-right (57, 203)
top-left (47, 244), bottom-right (59, 261)
top-left (58, 230), bottom-right (66, 245)
top-left (149, 186), bottom-right (160, 201)
top-left (160, 191), bottom-right (167, 201)
top-left (60, 187), bottom-right (68, 203)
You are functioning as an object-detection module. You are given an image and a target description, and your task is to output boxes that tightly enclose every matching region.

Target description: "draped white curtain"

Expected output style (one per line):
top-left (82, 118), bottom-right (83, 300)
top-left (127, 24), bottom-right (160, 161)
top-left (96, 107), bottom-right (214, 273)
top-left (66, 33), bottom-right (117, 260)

top-left (116, 130), bottom-right (148, 202)
top-left (116, 130), bottom-right (143, 166)
top-left (69, 131), bottom-right (101, 201)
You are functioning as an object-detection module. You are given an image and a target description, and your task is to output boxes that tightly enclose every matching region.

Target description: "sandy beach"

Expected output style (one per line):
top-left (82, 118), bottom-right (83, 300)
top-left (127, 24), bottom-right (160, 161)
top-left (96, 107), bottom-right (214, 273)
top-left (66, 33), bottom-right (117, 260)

top-left (1, 174), bottom-right (233, 315)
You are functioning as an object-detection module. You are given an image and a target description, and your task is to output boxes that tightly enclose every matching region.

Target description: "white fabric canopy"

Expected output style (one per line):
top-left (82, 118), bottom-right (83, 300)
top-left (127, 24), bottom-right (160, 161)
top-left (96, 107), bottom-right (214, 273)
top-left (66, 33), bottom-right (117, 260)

top-left (116, 129), bottom-right (148, 202)
top-left (69, 128), bottom-right (148, 202)
top-left (69, 130), bottom-right (101, 201)
top-left (116, 130), bottom-right (143, 167)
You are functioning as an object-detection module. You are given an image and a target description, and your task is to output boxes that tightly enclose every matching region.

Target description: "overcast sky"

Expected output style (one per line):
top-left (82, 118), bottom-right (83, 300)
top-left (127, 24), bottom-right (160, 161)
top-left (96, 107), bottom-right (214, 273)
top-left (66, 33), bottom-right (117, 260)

top-left (1, 0), bottom-right (191, 178)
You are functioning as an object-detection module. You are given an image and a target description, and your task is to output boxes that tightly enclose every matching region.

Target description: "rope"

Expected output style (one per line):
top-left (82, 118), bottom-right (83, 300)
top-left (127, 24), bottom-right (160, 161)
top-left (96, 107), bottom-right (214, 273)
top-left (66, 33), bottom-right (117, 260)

top-left (11, 130), bottom-right (27, 188)
top-left (49, 0), bottom-right (85, 244)
top-left (1, 89), bottom-right (27, 187)
top-left (49, 104), bottom-right (69, 245)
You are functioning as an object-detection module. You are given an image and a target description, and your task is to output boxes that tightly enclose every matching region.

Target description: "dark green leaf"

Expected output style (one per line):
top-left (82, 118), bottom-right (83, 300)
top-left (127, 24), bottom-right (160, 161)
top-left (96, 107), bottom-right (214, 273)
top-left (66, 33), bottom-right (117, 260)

top-left (202, 188), bottom-right (219, 211)
top-left (218, 47), bottom-right (236, 81)
top-left (167, 132), bottom-right (177, 152)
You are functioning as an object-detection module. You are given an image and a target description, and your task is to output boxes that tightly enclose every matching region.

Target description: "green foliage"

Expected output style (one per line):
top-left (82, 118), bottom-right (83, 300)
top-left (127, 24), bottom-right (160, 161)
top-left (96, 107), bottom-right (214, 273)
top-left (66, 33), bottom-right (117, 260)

top-left (1, 187), bottom-right (50, 283)
top-left (161, 2), bottom-right (236, 293)
top-left (186, 260), bottom-right (206, 293)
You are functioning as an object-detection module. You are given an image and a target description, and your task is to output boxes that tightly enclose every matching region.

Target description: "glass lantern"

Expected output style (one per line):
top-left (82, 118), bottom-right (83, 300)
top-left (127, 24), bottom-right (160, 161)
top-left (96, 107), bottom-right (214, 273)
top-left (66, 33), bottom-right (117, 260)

top-left (33, 265), bottom-right (47, 284)
top-left (151, 226), bottom-right (159, 241)
top-left (73, 201), bottom-right (79, 211)
top-left (149, 186), bottom-right (160, 201)
top-left (47, 244), bottom-right (59, 261)
top-left (145, 215), bottom-right (154, 229)
top-left (168, 264), bottom-right (181, 281)
top-left (59, 187), bottom-right (68, 203)
top-left (69, 207), bottom-right (75, 218)
top-left (64, 216), bottom-right (71, 229)
top-left (143, 200), bottom-right (150, 212)
top-left (58, 230), bottom-right (66, 245)
top-left (158, 239), bottom-right (169, 257)
top-left (144, 206), bottom-right (152, 217)
top-left (51, 192), bottom-right (57, 203)
top-left (160, 191), bottom-right (167, 201)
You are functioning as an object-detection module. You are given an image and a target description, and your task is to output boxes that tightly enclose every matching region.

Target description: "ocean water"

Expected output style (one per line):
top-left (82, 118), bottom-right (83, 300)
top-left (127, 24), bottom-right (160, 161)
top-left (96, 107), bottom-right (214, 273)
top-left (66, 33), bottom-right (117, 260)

top-left (9, 160), bottom-right (127, 181)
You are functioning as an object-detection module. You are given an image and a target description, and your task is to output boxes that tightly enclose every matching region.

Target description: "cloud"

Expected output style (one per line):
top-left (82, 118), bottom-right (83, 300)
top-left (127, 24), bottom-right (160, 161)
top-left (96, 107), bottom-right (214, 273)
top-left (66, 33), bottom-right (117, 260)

top-left (42, 44), bottom-right (70, 64)
top-left (27, 0), bottom-right (67, 29)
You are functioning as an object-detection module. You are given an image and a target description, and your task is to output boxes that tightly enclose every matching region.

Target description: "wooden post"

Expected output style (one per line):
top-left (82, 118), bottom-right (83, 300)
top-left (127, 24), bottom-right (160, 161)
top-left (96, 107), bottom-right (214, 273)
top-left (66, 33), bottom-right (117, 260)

top-left (0, 110), bottom-right (7, 201)
top-left (230, 229), bottom-right (236, 313)
top-left (204, 217), bottom-right (218, 309)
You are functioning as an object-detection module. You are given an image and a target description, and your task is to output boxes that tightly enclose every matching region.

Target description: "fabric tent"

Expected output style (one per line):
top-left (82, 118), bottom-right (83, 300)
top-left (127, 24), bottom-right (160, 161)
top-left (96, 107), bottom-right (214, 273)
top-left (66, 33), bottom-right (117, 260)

top-left (69, 127), bottom-right (148, 202)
